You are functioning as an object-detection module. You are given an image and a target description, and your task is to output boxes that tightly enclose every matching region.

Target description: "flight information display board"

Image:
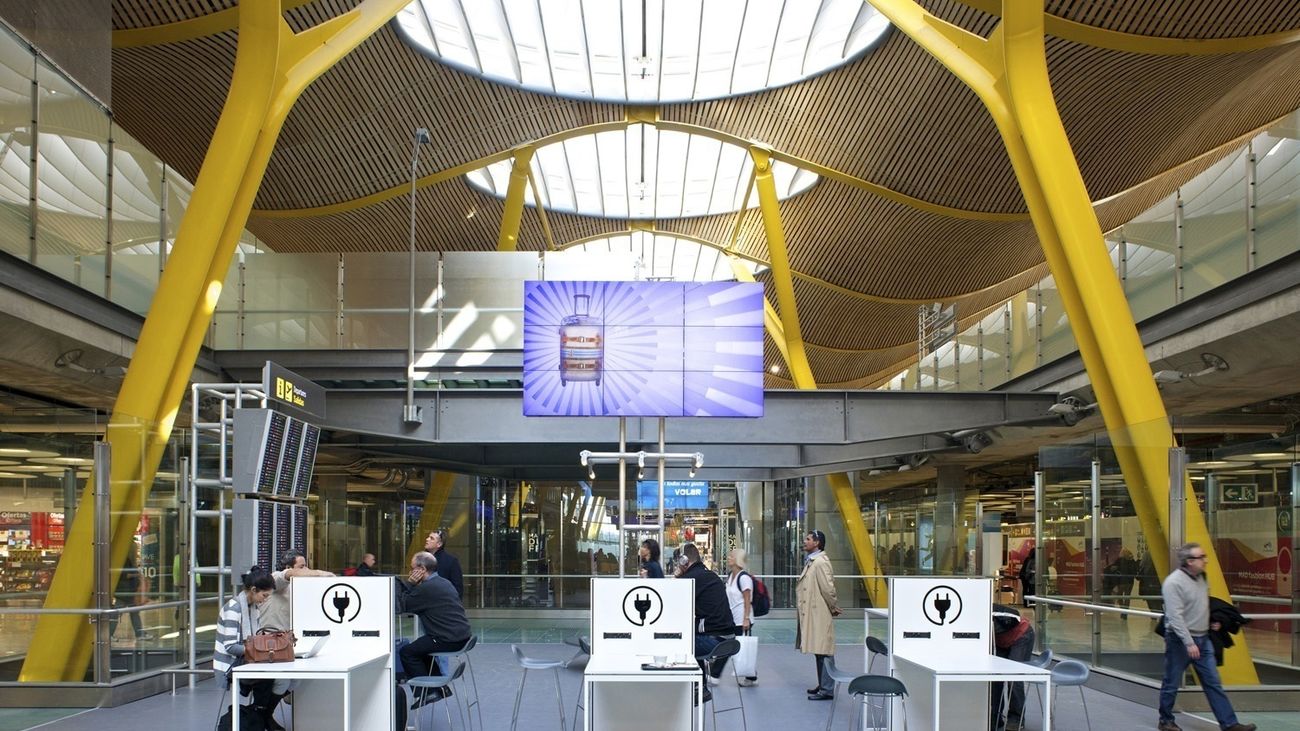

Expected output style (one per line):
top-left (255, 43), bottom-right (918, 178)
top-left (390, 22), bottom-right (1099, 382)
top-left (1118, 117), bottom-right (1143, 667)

top-left (233, 409), bottom-right (321, 498)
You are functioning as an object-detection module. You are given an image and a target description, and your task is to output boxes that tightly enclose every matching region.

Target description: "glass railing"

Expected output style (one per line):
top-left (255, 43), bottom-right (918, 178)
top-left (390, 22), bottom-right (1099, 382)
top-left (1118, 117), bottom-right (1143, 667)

top-left (882, 108), bottom-right (1300, 391)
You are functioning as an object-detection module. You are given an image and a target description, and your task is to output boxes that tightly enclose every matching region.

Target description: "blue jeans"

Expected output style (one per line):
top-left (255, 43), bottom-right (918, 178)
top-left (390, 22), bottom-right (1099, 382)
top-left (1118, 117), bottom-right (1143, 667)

top-left (1159, 633), bottom-right (1238, 728)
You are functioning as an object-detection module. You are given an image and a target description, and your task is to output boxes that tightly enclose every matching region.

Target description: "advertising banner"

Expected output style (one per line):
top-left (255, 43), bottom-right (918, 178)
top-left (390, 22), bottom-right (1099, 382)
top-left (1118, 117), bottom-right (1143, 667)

top-left (523, 281), bottom-right (764, 417)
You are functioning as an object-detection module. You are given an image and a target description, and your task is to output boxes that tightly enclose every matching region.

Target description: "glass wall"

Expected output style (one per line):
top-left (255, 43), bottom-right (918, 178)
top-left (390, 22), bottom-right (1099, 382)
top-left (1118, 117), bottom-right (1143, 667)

top-left (0, 398), bottom-right (193, 685)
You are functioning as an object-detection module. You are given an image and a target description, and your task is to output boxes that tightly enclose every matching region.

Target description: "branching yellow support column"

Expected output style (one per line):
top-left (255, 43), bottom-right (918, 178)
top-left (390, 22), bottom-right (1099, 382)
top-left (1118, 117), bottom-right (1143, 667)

top-left (497, 147), bottom-right (535, 251)
top-left (864, 0), bottom-right (1255, 681)
top-left (748, 148), bottom-right (886, 606)
top-left (23, 0), bottom-right (410, 682)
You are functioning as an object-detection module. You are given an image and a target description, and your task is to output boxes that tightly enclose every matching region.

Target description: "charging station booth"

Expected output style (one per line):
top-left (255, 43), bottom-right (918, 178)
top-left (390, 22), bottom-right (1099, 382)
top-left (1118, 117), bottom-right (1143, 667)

top-left (225, 575), bottom-right (395, 730)
top-left (584, 577), bottom-right (700, 730)
top-left (887, 577), bottom-right (994, 731)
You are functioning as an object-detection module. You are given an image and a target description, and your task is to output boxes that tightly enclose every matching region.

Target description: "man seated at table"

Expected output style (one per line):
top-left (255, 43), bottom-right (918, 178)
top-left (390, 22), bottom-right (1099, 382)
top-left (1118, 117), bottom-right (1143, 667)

top-left (394, 552), bottom-right (471, 694)
top-left (990, 603), bottom-right (1036, 731)
top-left (679, 542), bottom-right (735, 695)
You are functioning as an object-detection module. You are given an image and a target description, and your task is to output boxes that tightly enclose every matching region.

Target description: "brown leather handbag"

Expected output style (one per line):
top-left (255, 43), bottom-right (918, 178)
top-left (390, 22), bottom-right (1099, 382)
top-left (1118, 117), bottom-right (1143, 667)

top-left (246, 628), bottom-right (295, 663)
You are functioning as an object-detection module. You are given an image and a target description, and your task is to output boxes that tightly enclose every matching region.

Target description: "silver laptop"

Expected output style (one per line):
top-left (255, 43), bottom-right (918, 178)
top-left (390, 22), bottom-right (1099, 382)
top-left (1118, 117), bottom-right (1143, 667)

top-left (294, 635), bottom-right (329, 658)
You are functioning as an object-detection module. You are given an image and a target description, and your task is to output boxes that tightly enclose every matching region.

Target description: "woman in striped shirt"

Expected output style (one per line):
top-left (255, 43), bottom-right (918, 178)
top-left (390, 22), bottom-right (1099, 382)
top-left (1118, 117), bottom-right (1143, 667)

top-left (214, 568), bottom-right (285, 730)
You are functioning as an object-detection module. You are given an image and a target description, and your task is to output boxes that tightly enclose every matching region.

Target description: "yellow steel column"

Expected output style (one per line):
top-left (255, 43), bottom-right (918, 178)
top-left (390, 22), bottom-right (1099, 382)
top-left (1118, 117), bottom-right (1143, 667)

top-left (23, 0), bottom-right (410, 682)
top-left (497, 147), bottom-right (535, 251)
top-left (406, 471), bottom-right (458, 562)
top-left (862, 0), bottom-right (1254, 680)
top-left (997, 1), bottom-right (1254, 681)
top-left (726, 255), bottom-right (792, 374)
top-left (748, 148), bottom-right (886, 606)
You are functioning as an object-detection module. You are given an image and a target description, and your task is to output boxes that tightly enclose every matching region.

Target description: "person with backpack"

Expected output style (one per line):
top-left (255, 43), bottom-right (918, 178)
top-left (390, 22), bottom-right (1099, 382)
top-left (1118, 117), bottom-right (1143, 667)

top-left (726, 548), bottom-right (758, 686)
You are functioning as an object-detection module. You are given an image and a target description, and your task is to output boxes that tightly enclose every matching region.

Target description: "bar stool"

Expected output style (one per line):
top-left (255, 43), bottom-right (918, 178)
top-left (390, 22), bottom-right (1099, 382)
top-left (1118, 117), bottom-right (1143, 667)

top-left (1042, 659), bottom-right (1091, 731)
top-left (865, 636), bottom-right (889, 674)
top-left (821, 657), bottom-right (860, 731)
top-left (510, 644), bottom-right (568, 731)
top-left (702, 639), bottom-right (746, 731)
top-left (567, 637), bottom-right (591, 731)
top-left (429, 636), bottom-right (482, 731)
top-left (408, 659), bottom-right (468, 731)
top-left (848, 674), bottom-right (908, 731)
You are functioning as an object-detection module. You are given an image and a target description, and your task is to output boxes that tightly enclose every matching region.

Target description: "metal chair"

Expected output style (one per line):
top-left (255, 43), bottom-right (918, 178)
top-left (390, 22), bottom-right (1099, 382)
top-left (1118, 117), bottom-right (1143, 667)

top-left (848, 674), bottom-right (908, 731)
top-left (510, 644), bottom-right (568, 731)
top-left (865, 636), bottom-right (889, 674)
top-left (408, 659), bottom-right (468, 731)
top-left (566, 636), bottom-right (592, 731)
top-left (1026, 648), bottom-right (1053, 668)
top-left (1043, 659), bottom-right (1091, 731)
top-left (562, 634), bottom-right (591, 670)
top-left (702, 639), bottom-right (746, 731)
top-left (429, 635), bottom-right (482, 731)
top-left (821, 656), bottom-right (861, 731)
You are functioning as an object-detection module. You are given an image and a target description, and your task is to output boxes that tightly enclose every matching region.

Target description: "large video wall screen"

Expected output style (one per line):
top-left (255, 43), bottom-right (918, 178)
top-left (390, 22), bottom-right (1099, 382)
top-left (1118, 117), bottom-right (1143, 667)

top-left (523, 281), bottom-right (764, 417)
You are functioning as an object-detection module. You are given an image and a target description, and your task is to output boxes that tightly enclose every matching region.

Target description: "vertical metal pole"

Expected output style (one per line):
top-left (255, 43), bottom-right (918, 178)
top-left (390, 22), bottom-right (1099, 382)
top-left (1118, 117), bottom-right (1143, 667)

top-left (1174, 191), bottom-right (1185, 304)
top-left (618, 417), bottom-right (626, 578)
top-left (658, 417), bottom-right (666, 557)
top-left (557, 493), bottom-right (564, 609)
top-left (1090, 459), bottom-right (1102, 666)
top-left (218, 489), bottom-right (227, 611)
top-left (1168, 448), bottom-right (1187, 572)
top-left (1205, 473), bottom-right (1219, 544)
top-left (104, 133), bottom-right (114, 301)
top-left (93, 441), bottom-right (112, 685)
top-left (406, 140), bottom-right (418, 419)
top-left (974, 502), bottom-right (984, 578)
top-left (1033, 471), bottom-right (1045, 650)
top-left (181, 457), bottom-right (195, 685)
top-left (1290, 463), bottom-right (1299, 666)
top-left (1246, 144), bottom-right (1257, 272)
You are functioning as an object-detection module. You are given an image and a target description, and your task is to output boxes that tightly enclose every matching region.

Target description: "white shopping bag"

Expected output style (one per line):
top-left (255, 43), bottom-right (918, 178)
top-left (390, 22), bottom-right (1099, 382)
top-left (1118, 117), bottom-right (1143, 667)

top-left (733, 634), bottom-right (758, 678)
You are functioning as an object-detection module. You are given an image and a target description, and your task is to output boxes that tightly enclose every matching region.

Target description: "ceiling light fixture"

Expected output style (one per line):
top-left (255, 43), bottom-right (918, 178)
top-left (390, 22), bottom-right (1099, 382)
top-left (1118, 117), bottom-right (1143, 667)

top-left (1153, 352), bottom-right (1229, 385)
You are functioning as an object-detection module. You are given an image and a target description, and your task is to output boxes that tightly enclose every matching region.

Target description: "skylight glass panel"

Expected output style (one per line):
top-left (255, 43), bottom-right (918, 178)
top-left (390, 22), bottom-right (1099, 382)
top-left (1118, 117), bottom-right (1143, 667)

top-left (396, 0), bottom-right (890, 103)
top-left (465, 125), bottom-right (817, 219)
top-left (565, 232), bottom-right (760, 281)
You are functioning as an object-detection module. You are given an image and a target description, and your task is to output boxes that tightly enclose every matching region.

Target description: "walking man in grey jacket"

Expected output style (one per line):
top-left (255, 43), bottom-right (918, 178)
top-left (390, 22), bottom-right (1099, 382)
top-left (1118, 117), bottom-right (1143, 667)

top-left (1157, 542), bottom-right (1254, 731)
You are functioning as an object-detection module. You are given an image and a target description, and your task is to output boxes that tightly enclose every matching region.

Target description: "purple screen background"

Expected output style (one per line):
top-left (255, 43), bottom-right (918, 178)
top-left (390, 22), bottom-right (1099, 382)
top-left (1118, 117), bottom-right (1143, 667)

top-left (522, 281), bottom-right (765, 417)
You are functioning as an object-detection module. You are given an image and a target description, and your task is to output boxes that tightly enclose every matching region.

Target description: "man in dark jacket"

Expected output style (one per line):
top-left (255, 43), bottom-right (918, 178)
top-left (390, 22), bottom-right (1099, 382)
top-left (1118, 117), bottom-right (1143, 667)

top-left (425, 530), bottom-right (464, 600)
top-left (395, 551), bottom-right (471, 681)
top-left (680, 543), bottom-right (735, 685)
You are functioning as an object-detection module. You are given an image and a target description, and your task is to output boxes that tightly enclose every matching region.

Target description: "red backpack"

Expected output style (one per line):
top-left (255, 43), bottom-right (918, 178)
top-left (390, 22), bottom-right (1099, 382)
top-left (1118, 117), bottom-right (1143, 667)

top-left (743, 571), bottom-right (771, 616)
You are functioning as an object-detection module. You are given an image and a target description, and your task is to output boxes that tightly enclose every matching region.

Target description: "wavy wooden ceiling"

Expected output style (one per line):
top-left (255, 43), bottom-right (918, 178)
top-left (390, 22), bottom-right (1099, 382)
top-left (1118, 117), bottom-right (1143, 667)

top-left (108, 0), bottom-right (1300, 387)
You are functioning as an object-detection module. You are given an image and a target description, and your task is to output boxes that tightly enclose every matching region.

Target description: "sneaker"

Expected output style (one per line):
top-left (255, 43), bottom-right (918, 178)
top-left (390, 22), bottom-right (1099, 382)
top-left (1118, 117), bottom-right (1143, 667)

top-left (1157, 722), bottom-right (1181, 731)
top-left (1224, 724), bottom-right (1256, 731)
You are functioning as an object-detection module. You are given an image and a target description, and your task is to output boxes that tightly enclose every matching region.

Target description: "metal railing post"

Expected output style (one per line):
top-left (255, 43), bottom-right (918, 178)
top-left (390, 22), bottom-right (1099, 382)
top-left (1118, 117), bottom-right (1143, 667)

top-left (1168, 448), bottom-right (1187, 571)
top-left (93, 441), bottom-right (112, 685)
top-left (1090, 459), bottom-right (1101, 667)
top-left (1034, 470), bottom-right (1045, 651)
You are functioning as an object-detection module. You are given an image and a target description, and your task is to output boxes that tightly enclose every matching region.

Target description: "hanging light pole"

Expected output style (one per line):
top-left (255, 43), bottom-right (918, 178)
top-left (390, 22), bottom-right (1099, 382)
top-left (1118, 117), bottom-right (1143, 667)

top-left (404, 127), bottom-right (431, 424)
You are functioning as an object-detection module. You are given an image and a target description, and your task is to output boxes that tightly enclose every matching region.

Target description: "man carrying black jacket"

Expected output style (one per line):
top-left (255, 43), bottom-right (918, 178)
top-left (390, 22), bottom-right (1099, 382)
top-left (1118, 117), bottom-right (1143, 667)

top-left (680, 542), bottom-right (735, 694)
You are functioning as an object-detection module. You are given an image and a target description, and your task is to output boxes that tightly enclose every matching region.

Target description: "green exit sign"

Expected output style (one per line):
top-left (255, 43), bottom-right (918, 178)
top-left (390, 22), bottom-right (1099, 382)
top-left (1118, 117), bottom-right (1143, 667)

top-left (1221, 483), bottom-right (1258, 504)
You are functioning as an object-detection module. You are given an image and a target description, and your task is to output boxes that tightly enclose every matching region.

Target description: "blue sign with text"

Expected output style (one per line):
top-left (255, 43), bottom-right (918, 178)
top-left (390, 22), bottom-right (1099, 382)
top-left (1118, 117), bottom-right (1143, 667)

top-left (636, 480), bottom-right (710, 511)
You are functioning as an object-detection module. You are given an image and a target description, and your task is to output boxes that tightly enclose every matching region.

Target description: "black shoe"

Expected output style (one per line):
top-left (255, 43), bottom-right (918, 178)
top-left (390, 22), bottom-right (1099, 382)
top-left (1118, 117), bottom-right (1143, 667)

top-left (807, 687), bottom-right (820, 694)
top-left (693, 689), bottom-right (713, 706)
top-left (411, 686), bottom-right (450, 709)
top-left (807, 692), bottom-right (833, 701)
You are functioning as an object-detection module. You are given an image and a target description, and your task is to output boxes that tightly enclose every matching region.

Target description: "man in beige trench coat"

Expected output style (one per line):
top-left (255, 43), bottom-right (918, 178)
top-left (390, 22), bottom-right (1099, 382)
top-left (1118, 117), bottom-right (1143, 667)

top-left (797, 530), bottom-right (842, 700)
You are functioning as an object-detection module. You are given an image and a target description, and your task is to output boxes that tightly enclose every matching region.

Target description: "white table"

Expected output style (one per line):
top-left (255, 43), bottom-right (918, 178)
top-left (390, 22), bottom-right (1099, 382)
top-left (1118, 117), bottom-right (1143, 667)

top-left (583, 654), bottom-right (704, 731)
top-left (230, 650), bottom-right (392, 731)
top-left (892, 653), bottom-right (1050, 731)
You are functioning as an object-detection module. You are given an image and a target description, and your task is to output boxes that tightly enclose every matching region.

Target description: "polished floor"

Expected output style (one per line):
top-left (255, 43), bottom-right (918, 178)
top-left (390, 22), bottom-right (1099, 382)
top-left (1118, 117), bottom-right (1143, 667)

top-left (4, 633), bottom-right (1282, 731)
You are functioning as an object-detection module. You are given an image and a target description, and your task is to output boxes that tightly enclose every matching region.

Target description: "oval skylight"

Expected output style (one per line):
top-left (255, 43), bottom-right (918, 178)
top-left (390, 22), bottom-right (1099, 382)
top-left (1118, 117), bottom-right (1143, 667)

top-left (466, 124), bottom-right (817, 219)
top-left (395, 0), bottom-right (891, 103)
